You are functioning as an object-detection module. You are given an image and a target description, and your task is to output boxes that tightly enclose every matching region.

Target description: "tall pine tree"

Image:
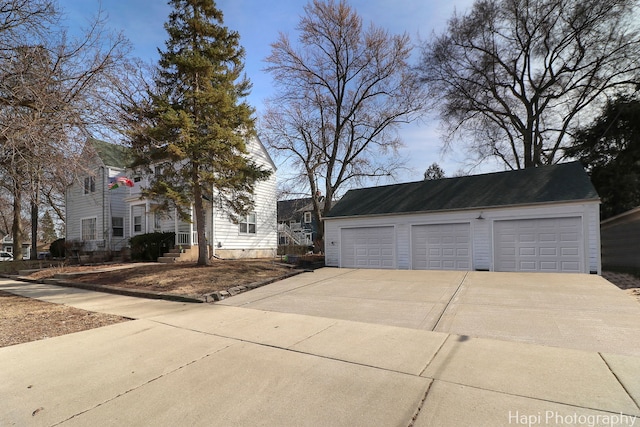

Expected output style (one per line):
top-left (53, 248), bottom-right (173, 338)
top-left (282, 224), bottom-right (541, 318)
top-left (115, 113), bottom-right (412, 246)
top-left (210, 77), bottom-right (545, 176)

top-left (130, 0), bottom-right (271, 265)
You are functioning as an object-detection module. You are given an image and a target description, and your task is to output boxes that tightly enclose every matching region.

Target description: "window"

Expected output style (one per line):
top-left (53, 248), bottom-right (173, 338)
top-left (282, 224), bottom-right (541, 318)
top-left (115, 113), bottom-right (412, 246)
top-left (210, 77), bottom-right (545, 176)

top-left (133, 216), bottom-right (142, 233)
top-left (154, 165), bottom-right (163, 175)
top-left (84, 176), bottom-right (95, 194)
top-left (112, 217), bottom-right (124, 237)
top-left (134, 176), bottom-right (142, 183)
top-left (304, 212), bottom-right (312, 223)
top-left (154, 212), bottom-right (162, 231)
top-left (279, 235), bottom-right (289, 245)
top-left (239, 213), bottom-right (256, 234)
top-left (81, 218), bottom-right (97, 240)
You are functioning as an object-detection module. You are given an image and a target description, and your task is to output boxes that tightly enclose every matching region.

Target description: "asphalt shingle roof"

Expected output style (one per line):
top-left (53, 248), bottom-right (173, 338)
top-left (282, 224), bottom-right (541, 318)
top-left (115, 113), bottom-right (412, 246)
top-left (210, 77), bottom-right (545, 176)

top-left (89, 139), bottom-right (132, 169)
top-left (277, 198), bottom-right (313, 222)
top-left (326, 162), bottom-right (599, 218)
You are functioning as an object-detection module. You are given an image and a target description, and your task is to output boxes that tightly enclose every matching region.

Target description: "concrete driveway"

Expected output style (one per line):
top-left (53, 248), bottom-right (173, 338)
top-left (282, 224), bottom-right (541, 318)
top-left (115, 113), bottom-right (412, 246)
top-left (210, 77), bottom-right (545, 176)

top-left (221, 268), bottom-right (640, 356)
top-left (1, 269), bottom-right (640, 426)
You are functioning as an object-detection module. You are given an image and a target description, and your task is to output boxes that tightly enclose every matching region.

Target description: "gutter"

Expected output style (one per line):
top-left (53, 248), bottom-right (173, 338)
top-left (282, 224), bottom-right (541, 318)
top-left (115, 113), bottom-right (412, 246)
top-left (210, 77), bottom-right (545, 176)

top-left (324, 198), bottom-right (601, 221)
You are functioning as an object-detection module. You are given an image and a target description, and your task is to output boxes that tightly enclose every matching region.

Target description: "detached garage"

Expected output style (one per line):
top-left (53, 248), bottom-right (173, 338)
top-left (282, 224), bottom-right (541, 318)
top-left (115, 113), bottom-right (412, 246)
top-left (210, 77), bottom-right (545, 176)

top-left (324, 162), bottom-right (601, 274)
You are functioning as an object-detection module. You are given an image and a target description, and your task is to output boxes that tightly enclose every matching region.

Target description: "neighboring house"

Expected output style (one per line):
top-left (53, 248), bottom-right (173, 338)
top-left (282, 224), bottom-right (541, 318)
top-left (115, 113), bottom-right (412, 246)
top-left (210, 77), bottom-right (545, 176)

top-left (324, 162), bottom-right (601, 274)
top-left (66, 138), bottom-right (278, 259)
top-left (0, 235), bottom-right (31, 259)
top-left (277, 197), bottom-right (321, 247)
top-left (600, 206), bottom-right (640, 270)
top-left (65, 139), bottom-right (131, 255)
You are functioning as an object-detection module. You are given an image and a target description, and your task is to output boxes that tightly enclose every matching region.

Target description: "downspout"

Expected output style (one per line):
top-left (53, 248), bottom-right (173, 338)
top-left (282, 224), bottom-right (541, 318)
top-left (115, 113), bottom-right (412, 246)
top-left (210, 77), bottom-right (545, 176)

top-left (211, 192), bottom-right (215, 258)
top-left (101, 166), bottom-right (106, 250)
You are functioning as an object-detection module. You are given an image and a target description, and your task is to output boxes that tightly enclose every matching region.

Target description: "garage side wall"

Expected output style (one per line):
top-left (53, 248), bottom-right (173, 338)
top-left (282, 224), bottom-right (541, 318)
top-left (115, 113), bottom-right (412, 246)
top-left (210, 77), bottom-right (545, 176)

top-left (324, 201), bottom-right (600, 273)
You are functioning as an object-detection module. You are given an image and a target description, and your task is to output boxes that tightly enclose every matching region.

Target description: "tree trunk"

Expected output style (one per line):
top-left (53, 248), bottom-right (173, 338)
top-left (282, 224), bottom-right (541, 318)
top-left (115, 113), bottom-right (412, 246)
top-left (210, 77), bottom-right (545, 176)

top-left (30, 201), bottom-right (38, 260)
top-left (12, 182), bottom-right (22, 260)
top-left (192, 173), bottom-right (208, 266)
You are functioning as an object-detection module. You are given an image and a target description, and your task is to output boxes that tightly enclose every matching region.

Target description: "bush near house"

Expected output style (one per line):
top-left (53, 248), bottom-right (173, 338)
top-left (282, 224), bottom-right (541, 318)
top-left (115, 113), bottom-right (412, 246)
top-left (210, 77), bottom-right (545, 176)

top-left (130, 232), bottom-right (175, 261)
top-left (49, 238), bottom-right (67, 258)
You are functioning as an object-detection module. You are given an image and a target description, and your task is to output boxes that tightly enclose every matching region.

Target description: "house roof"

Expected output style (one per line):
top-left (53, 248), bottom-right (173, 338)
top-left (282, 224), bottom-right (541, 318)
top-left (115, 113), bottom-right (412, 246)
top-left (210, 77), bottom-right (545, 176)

top-left (277, 198), bottom-right (313, 222)
top-left (89, 139), bottom-right (132, 169)
top-left (326, 161), bottom-right (599, 218)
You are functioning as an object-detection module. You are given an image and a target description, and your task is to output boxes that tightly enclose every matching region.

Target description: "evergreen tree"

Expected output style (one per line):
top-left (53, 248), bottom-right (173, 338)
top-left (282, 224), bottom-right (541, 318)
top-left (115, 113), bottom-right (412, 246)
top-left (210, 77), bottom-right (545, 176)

top-left (567, 93), bottom-right (640, 219)
top-left (130, 0), bottom-right (271, 265)
top-left (40, 210), bottom-right (57, 243)
top-left (424, 163), bottom-right (445, 180)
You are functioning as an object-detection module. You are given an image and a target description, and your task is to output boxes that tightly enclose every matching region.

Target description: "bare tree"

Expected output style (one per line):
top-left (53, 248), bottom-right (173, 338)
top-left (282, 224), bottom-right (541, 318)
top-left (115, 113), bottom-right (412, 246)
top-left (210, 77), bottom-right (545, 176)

top-left (262, 0), bottom-right (425, 242)
top-left (418, 0), bottom-right (640, 169)
top-left (0, 1), bottom-right (130, 259)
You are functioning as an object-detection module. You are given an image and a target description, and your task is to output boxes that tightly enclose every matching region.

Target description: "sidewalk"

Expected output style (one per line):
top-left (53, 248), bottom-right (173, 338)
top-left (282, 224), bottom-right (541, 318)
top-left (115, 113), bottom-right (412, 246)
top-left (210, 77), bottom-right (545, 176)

top-left (1, 278), bottom-right (639, 426)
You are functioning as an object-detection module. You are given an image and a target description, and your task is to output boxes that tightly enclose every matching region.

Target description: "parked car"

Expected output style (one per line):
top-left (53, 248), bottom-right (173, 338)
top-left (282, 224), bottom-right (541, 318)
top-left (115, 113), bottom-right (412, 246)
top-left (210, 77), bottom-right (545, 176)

top-left (0, 251), bottom-right (14, 261)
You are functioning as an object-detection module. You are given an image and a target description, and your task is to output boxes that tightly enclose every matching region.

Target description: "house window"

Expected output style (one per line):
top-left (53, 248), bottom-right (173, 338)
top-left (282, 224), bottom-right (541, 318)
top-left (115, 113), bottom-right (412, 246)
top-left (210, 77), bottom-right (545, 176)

top-left (112, 217), bottom-right (124, 237)
top-left (84, 176), bottom-right (95, 194)
top-left (134, 176), bottom-right (142, 183)
top-left (304, 212), bottom-right (312, 223)
top-left (154, 165), bottom-right (162, 175)
top-left (239, 213), bottom-right (256, 234)
top-left (81, 218), bottom-right (97, 240)
top-left (154, 212), bottom-right (162, 231)
top-left (133, 216), bottom-right (142, 233)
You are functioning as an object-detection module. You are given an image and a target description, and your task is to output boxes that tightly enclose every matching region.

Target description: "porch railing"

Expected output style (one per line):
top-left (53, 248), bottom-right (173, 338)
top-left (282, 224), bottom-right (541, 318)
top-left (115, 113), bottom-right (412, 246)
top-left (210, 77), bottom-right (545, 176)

top-left (176, 231), bottom-right (198, 246)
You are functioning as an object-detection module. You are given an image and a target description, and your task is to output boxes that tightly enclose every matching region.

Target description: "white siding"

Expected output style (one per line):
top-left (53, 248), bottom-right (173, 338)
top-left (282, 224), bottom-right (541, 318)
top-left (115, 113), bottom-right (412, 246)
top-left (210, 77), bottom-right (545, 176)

top-left (586, 203), bottom-right (601, 274)
top-left (66, 149), bottom-right (130, 252)
top-left (472, 219), bottom-right (491, 270)
top-left (211, 135), bottom-right (277, 256)
top-left (324, 201), bottom-right (601, 273)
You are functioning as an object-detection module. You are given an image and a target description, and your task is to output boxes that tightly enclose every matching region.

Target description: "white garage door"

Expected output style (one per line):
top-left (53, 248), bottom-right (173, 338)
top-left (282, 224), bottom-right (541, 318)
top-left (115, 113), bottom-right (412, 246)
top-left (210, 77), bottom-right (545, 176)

top-left (494, 217), bottom-right (583, 273)
top-left (340, 227), bottom-right (395, 269)
top-left (411, 223), bottom-right (471, 270)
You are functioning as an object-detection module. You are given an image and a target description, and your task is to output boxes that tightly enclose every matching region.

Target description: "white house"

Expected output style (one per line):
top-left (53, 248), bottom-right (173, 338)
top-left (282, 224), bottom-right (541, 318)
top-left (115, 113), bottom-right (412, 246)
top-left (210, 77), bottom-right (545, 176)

top-left (65, 138), bottom-right (278, 259)
top-left (324, 162), bottom-right (601, 274)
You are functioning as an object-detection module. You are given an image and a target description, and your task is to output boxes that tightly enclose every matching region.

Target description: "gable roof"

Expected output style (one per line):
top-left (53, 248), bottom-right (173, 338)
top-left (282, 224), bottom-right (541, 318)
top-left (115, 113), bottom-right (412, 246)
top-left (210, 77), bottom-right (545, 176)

top-left (277, 198), bottom-right (313, 222)
top-left (326, 162), bottom-right (599, 218)
top-left (89, 139), bottom-right (132, 169)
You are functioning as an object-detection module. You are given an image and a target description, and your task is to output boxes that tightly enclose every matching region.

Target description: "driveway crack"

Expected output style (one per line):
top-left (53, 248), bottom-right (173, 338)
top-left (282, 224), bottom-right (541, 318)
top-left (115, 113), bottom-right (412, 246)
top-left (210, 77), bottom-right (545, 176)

top-left (51, 343), bottom-right (235, 426)
top-left (431, 271), bottom-right (469, 332)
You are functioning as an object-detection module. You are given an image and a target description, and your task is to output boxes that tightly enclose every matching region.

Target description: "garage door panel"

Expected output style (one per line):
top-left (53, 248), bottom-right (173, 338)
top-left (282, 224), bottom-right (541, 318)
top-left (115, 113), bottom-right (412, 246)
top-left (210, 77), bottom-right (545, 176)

top-left (539, 247), bottom-right (557, 256)
top-left (561, 261), bottom-right (580, 270)
top-left (412, 223), bottom-right (471, 271)
top-left (539, 261), bottom-right (558, 271)
top-left (341, 227), bottom-right (395, 269)
top-left (560, 233), bottom-right (579, 242)
top-left (494, 217), bottom-right (583, 273)
top-left (520, 261), bottom-right (538, 271)
top-left (539, 233), bottom-right (557, 242)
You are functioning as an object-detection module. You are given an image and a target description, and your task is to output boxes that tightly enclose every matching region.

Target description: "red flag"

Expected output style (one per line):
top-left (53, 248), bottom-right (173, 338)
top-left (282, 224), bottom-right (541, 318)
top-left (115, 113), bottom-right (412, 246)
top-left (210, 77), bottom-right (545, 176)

top-left (116, 176), bottom-right (134, 187)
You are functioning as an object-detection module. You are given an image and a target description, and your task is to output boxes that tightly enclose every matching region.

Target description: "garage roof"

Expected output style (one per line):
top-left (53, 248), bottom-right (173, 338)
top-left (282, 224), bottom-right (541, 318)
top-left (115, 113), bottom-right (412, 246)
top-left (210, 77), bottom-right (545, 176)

top-left (326, 162), bottom-right (599, 218)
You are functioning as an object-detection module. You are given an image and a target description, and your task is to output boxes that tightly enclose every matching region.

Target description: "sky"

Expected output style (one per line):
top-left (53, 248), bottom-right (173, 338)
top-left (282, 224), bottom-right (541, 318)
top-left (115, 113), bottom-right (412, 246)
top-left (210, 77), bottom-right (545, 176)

top-left (60, 0), bottom-right (493, 185)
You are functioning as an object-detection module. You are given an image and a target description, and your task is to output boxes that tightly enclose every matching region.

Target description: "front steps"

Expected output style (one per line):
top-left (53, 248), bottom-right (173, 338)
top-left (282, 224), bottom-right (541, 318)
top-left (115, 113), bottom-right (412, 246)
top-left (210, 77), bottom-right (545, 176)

top-left (158, 245), bottom-right (199, 263)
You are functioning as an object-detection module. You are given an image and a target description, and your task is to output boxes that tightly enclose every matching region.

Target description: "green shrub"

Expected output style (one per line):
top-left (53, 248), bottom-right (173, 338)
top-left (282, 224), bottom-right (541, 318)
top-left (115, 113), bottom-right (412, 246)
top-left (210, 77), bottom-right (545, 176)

top-left (130, 232), bottom-right (175, 261)
top-left (49, 238), bottom-right (67, 258)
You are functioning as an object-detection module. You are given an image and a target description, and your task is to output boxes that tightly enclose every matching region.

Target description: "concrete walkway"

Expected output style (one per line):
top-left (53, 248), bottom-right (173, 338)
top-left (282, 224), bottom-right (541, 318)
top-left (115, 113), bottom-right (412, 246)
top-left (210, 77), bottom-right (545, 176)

top-left (1, 271), bottom-right (640, 426)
